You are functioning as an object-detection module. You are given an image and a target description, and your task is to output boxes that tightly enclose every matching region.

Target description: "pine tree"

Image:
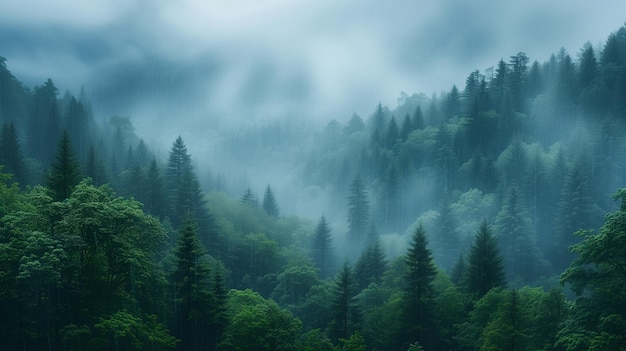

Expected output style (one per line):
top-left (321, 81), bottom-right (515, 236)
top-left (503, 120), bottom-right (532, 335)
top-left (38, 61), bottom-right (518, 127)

top-left (211, 268), bottom-right (228, 350)
top-left (145, 156), bottom-right (165, 219)
top-left (495, 186), bottom-right (545, 282)
top-left (328, 261), bottom-right (359, 342)
top-left (172, 218), bottom-right (213, 351)
top-left (386, 116), bottom-right (399, 150)
top-left (0, 122), bottom-right (25, 185)
top-left (354, 239), bottom-right (387, 290)
top-left (400, 114), bottom-right (413, 141)
top-left (85, 144), bottom-right (108, 186)
top-left (347, 175), bottom-right (369, 249)
top-left (262, 184), bottom-right (280, 217)
top-left (240, 186), bottom-right (258, 207)
top-left (46, 130), bottom-right (81, 201)
top-left (312, 215), bottom-right (334, 279)
top-left (432, 195), bottom-right (460, 272)
top-left (402, 224), bottom-right (437, 349)
top-left (165, 136), bottom-right (218, 255)
top-left (463, 220), bottom-right (506, 298)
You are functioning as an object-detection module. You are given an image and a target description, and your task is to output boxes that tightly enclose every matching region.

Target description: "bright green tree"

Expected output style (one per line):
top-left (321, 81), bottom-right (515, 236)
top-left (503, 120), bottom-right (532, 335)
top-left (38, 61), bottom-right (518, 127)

top-left (558, 188), bottom-right (626, 350)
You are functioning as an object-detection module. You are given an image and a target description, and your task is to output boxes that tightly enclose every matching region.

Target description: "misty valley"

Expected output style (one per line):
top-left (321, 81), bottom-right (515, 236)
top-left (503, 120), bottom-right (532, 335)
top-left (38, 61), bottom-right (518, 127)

top-left (2, 23), bottom-right (626, 351)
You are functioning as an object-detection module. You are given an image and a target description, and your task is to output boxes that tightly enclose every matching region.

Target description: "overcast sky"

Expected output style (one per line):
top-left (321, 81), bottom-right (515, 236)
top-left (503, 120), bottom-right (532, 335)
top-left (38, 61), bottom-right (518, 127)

top-left (1, 0), bottom-right (625, 126)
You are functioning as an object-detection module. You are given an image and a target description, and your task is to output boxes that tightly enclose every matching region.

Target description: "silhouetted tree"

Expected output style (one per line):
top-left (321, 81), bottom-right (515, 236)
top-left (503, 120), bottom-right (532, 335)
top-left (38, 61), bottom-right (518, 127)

top-left (402, 224), bottom-right (437, 349)
top-left (262, 184), bottom-right (280, 217)
top-left (0, 122), bottom-right (25, 185)
top-left (347, 175), bottom-right (369, 249)
top-left (462, 220), bottom-right (506, 298)
top-left (240, 186), bottom-right (258, 207)
top-left (312, 216), bottom-right (334, 279)
top-left (46, 130), bottom-right (81, 201)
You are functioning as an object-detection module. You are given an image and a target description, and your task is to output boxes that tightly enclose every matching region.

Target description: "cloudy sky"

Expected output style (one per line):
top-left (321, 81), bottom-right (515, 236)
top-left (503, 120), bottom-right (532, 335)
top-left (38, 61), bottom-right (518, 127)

top-left (1, 0), bottom-right (625, 127)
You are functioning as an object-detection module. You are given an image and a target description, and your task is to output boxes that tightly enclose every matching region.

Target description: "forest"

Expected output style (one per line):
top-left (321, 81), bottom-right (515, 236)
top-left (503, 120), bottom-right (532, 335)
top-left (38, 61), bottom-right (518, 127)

top-left (1, 23), bottom-right (626, 351)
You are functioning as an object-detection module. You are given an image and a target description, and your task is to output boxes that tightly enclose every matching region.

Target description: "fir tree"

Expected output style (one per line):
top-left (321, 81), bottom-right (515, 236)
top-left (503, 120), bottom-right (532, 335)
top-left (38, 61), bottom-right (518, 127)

top-left (463, 220), bottom-right (506, 298)
top-left (46, 130), bottom-right (81, 201)
top-left (84, 144), bottom-right (108, 186)
top-left (354, 239), bottom-right (387, 290)
top-left (0, 122), bottom-right (25, 185)
top-left (312, 215), bottom-right (334, 279)
top-left (328, 261), bottom-right (359, 342)
top-left (262, 184), bottom-right (280, 217)
top-left (172, 218), bottom-right (213, 351)
top-left (240, 186), bottom-right (258, 207)
top-left (347, 175), bottom-right (369, 249)
top-left (402, 224), bottom-right (437, 349)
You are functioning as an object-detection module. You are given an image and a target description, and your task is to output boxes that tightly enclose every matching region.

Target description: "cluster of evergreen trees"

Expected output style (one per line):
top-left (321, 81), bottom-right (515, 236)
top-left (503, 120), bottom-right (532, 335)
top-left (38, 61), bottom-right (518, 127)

top-left (1, 24), bottom-right (626, 351)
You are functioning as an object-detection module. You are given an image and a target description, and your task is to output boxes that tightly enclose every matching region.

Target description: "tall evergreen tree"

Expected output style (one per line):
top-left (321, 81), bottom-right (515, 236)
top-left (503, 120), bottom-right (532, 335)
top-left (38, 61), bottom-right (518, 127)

top-left (165, 136), bottom-right (218, 255)
top-left (312, 215), bottom-right (334, 279)
top-left (0, 122), bottom-right (25, 185)
top-left (463, 220), bottom-right (506, 298)
top-left (171, 218), bottom-right (213, 351)
top-left (495, 186), bottom-right (546, 282)
top-left (84, 144), bottom-right (108, 186)
top-left (262, 184), bottom-right (280, 217)
top-left (432, 195), bottom-right (460, 272)
top-left (347, 174), bottom-right (369, 249)
top-left (240, 186), bottom-right (258, 207)
top-left (28, 78), bottom-right (60, 165)
top-left (354, 239), bottom-right (387, 290)
top-left (145, 156), bottom-right (165, 219)
top-left (402, 224), bottom-right (437, 350)
top-left (328, 261), bottom-right (359, 342)
top-left (46, 130), bottom-right (81, 201)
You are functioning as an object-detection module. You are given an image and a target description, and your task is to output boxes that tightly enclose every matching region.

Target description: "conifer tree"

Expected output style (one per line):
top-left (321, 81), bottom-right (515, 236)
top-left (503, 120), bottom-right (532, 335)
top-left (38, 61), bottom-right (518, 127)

top-left (0, 122), bottom-right (25, 185)
top-left (240, 186), bottom-right (258, 207)
top-left (433, 195), bottom-right (460, 272)
top-left (145, 156), bottom-right (165, 219)
top-left (262, 184), bottom-right (280, 217)
top-left (312, 215), bottom-right (334, 279)
top-left (463, 220), bottom-right (506, 298)
top-left (85, 144), bottom-right (108, 186)
top-left (402, 224), bottom-right (437, 349)
top-left (46, 130), bottom-right (81, 201)
top-left (328, 261), bottom-right (359, 342)
top-left (347, 175), bottom-right (369, 248)
top-left (172, 218), bottom-right (213, 351)
top-left (495, 186), bottom-right (545, 282)
top-left (354, 239), bottom-right (387, 290)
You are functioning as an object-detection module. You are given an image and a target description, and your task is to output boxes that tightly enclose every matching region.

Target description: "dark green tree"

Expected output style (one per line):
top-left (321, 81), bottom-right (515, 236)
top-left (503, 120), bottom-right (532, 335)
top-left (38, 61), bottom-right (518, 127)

top-left (386, 116), bottom-right (399, 150)
top-left (0, 122), bottom-right (25, 185)
top-left (28, 78), bottom-right (60, 164)
top-left (171, 218), bottom-right (214, 351)
top-left (165, 136), bottom-right (218, 254)
top-left (46, 130), bottom-right (81, 201)
top-left (462, 220), bottom-right (506, 298)
top-left (402, 224), bottom-right (437, 349)
top-left (145, 156), bottom-right (165, 219)
top-left (328, 261), bottom-right (359, 342)
top-left (400, 114), bottom-right (413, 141)
top-left (312, 215), bottom-right (335, 279)
top-left (354, 239), bottom-right (387, 290)
top-left (84, 144), bottom-right (108, 186)
top-left (557, 189), bottom-right (626, 350)
top-left (262, 184), bottom-right (280, 218)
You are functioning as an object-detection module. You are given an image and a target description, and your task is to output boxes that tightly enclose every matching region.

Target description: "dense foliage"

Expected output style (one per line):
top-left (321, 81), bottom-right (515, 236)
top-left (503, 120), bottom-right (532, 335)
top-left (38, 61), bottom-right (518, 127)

top-left (1, 25), bottom-right (626, 351)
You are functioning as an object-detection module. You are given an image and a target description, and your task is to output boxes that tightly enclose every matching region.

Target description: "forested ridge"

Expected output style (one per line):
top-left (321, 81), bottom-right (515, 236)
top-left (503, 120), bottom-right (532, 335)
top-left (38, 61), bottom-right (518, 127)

top-left (1, 24), bottom-right (626, 351)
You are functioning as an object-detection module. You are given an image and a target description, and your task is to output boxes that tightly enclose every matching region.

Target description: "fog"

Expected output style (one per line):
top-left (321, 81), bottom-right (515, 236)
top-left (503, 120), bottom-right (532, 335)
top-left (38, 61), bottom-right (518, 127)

top-left (3, 1), bottom-right (625, 125)
top-left (2, 1), bottom-right (626, 242)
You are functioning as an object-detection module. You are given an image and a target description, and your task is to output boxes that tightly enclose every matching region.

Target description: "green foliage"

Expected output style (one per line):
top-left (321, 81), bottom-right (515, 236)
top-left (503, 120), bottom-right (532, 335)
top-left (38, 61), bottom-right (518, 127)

top-left (312, 215), bottom-right (335, 278)
top-left (340, 331), bottom-right (366, 351)
top-left (328, 262), bottom-right (360, 341)
top-left (222, 289), bottom-right (302, 351)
